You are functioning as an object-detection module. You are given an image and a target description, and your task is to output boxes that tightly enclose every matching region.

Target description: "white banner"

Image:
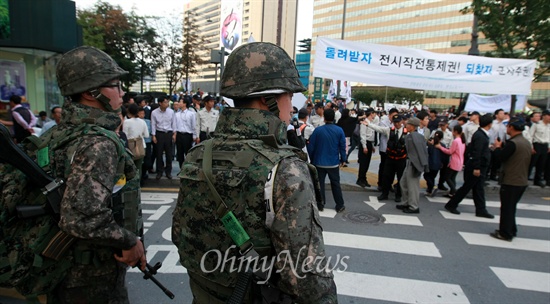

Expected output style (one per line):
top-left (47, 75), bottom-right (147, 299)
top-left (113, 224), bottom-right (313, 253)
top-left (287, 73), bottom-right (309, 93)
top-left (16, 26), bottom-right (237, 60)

top-left (313, 37), bottom-right (536, 95)
top-left (220, 0), bottom-right (243, 54)
top-left (465, 94), bottom-right (527, 113)
top-left (383, 102), bottom-right (410, 112)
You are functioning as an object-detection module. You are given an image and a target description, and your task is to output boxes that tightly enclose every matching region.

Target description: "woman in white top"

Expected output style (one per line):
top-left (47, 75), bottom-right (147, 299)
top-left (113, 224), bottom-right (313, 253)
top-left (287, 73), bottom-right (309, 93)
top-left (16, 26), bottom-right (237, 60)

top-left (123, 103), bottom-right (149, 180)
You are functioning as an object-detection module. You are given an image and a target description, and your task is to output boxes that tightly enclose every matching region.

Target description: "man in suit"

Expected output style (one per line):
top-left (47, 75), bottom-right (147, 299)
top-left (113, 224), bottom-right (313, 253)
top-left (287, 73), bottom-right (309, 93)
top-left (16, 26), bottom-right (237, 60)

top-left (396, 117), bottom-right (429, 214)
top-left (445, 114), bottom-right (495, 218)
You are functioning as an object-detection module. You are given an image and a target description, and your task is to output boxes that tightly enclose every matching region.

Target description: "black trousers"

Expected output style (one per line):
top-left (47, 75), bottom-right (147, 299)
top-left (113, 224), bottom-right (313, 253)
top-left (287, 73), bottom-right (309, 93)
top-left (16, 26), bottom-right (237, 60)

top-left (199, 131), bottom-right (214, 142)
top-left (155, 131), bottom-right (173, 176)
top-left (489, 150), bottom-right (501, 179)
top-left (438, 159), bottom-right (449, 188)
top-left (358, 141), bottom-right (373, 183)
top-left (176, 132), bottom-right (194, 169)
top-left (317, 166), bottom-right (345, 210)
top-left (377, 152), bottom-right (387, 187)
top-left (445, 168), bottom-right (459, 195)
top-left (530, 143), bottom-right (548, 183)
top-left (347, 134), bottom-right (360, 158)
top-left (498, 184), bottom-right (527, 239)
top-left (381, 158), bottom-right (406, 197)
top-left (446, 166), bottom-right (488, 213)
top-left (424, 169), bottom-right (439, 193)
top-left (142, 142), bottom-right (153, 177)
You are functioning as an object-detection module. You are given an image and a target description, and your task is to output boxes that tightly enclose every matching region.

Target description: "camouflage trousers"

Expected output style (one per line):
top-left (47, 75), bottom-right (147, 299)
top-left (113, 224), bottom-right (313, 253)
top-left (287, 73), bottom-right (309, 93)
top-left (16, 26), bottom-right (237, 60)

top-left (48, 259), bottom-right (129, 304)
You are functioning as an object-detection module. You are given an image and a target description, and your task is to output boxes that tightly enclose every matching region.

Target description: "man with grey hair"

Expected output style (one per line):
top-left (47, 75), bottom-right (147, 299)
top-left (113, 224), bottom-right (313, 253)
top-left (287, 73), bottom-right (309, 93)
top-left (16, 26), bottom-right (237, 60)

top-left (397, 117), bottom-right (429, 213)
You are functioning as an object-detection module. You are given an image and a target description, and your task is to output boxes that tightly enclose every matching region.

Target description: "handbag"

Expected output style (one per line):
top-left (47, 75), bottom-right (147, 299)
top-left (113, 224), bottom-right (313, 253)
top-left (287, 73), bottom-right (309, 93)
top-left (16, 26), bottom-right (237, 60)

top-left (127, 137), bottom-right (145, 160)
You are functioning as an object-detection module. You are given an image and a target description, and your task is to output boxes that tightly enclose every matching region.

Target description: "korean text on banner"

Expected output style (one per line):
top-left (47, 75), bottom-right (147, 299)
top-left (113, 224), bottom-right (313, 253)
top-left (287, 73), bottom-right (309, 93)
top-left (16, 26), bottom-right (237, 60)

top-left (313, 37), bottom-right (536, 95)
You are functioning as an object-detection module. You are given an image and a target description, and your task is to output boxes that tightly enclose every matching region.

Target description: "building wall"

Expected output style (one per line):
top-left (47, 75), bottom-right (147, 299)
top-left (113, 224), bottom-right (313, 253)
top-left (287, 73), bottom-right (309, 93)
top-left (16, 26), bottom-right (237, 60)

top-left (310, 0), bottom-right (548, 107)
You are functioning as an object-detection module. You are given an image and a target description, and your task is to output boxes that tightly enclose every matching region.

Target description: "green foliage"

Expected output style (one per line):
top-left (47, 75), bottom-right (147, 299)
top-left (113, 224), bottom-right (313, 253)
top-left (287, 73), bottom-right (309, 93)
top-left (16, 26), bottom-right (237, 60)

top-left (77, 2), bottom-right (160, 91)
top-left (461, 0), bottom-right (550, 80)
top-left (0, 0), bottom-right (10, 39)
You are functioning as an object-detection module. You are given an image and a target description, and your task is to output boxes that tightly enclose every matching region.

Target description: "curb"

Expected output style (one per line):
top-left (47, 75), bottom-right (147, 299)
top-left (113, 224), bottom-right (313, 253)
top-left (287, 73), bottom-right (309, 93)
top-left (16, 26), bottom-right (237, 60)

top-left (149, 178), bottom-right (548, 195)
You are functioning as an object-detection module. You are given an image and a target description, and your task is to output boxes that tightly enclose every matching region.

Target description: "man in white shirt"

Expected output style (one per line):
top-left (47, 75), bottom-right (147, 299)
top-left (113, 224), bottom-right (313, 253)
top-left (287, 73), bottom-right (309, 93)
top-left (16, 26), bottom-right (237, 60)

top-left (151, 96), bottom-right (176, 179)
top-left (357, 109), bottom-right (376, 187)
top-left (529, 109), bottom-right (550, 187)
top-left (310, 102), bottom-right (325, 128)
top-left (488, 108), bottom-right (507, 180)
top-left (463, 111), bottom-right (480, 145)
top-left (195, 95), bottom-right (219, 143)
top-left (173, 100), bottom-right (197, 168)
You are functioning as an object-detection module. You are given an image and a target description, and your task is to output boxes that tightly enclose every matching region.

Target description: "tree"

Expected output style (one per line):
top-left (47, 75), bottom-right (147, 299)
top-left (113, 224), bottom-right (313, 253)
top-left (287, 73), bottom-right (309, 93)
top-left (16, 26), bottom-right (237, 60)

top-left (152, 16), bottom-right (187, 95)
top-left (77, 2), bottom-right (160, 91)
top-left (182, 12), bottom-right (208, 93)
top-left (461, 0), bottom-right (550, 81)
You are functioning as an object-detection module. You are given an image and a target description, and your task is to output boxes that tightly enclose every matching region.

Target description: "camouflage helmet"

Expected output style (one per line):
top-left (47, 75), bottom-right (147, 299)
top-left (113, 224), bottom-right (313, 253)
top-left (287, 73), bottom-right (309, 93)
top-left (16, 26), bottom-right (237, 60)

top-left (56, 46), bottom-right (128, 96)
top-left (221, 42), bottom-right (306, 99)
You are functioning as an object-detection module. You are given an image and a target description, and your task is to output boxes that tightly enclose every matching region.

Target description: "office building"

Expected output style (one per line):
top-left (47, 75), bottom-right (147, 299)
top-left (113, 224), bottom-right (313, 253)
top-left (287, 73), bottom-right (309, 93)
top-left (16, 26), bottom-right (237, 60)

top-left (184, 0), bottom-right (299, 96)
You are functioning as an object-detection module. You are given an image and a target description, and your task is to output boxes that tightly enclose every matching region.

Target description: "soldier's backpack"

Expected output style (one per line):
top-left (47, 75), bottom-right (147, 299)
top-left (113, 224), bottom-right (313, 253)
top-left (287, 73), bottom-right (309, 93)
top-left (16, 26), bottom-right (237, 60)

top-left (0, 122), bottom-right (130, 300)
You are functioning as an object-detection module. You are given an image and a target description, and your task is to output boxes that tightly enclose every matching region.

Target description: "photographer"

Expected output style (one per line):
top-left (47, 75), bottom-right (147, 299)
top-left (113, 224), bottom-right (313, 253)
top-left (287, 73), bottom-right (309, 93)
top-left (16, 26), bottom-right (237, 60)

top-left (287, 112), bottom-right (306, 149)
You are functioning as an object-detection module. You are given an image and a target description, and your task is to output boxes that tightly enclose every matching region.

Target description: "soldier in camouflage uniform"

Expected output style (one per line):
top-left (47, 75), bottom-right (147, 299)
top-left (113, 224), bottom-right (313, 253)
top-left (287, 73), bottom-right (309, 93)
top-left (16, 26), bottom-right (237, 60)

top-left (47, 46), bottom-right (146, 303)
top-left (172, 42), bottom-right (338, 303)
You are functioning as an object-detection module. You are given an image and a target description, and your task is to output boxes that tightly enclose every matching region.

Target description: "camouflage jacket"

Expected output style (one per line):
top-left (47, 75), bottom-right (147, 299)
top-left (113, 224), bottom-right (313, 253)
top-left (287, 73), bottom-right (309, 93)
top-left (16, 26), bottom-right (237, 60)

top-left (173, 108), bottom-right (337, 303)
top-left (48, 101), bottom-right (139, 250)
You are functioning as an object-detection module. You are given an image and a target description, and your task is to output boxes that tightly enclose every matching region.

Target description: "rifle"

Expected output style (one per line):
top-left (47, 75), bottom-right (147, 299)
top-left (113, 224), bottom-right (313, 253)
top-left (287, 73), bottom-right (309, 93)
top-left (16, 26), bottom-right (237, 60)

top-left (139, 261), bottom-right (175, 299)
top-left (0, 123), bottom-right (175, 299)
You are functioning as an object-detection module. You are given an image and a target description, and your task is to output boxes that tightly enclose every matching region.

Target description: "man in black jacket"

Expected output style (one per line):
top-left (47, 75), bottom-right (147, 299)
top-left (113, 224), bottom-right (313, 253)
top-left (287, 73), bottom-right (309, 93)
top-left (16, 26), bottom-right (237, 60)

top-left (445, 114), bottom-right (495, 218)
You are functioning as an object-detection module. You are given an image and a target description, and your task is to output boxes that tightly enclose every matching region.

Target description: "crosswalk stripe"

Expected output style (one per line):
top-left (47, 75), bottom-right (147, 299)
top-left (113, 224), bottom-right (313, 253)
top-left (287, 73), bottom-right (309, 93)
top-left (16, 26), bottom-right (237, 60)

top-left (459, 232), bottom-right (550, 253)
top-left (427, 197), bottom-right (550, 212)
top-left (383, 214), bottom-right (423, 226)
top-left (144, 222), bottom-right (153, 228)
top-left (439, 211), bottom-right (550, 228)
top-left (323, 231), bottom-right (441, 257)
top-left (490, 267), bottom-right (550, 293)
top-left (145, 205), bottom-right (171, 221)
top-left (334, 271), bottom-right (470, 303)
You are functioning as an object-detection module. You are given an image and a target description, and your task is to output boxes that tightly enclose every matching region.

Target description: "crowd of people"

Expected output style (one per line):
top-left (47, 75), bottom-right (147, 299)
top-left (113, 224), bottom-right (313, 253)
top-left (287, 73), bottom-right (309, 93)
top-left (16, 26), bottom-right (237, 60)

top-left (285, 100), bottom-right (549, 239)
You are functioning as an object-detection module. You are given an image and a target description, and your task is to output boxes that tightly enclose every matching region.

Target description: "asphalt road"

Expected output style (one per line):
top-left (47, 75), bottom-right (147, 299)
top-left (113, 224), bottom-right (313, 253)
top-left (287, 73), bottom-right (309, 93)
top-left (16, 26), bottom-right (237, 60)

top-left (124, 189), bottom-right (550, 304)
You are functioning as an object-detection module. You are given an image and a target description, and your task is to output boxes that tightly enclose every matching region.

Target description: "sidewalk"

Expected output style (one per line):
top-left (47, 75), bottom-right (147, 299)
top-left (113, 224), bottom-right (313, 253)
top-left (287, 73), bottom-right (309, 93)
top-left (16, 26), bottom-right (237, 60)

top-left (147, 149), bottom-right (548, 195)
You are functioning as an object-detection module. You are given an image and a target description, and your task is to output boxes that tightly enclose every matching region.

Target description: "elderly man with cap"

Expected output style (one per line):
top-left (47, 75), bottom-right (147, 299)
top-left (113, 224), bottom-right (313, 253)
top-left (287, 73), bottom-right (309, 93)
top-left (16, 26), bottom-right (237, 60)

top-left (364, 113), bottom-right (408, 202)
top-left (195, 95), bottom-right (219, 143)
top-left (490, 117), bottom-right (532, 241)
top-left (396, 117), bottom-right (429, 213)
top-left (310, 102), bottom-right (325, 128)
